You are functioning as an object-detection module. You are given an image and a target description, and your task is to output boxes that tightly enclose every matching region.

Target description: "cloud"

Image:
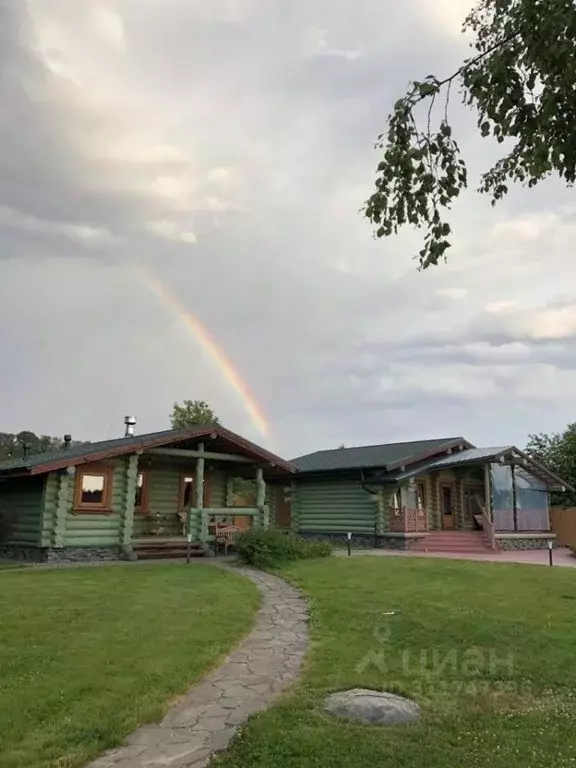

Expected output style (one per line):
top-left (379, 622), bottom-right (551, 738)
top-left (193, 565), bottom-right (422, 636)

top-left (1, 0), bottom-right (576, 458)
top-left (146, 220), bottom-right (198, 244)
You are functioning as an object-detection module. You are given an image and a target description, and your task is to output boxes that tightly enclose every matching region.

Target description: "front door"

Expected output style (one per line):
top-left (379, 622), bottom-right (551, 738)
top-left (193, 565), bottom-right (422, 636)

top-left (440, 483), bottom-right (456, 529)
top-left (274, 485), bottom-right (292, 529)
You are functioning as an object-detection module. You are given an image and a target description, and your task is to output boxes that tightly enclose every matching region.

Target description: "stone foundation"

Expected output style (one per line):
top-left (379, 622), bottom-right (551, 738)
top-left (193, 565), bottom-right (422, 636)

top-left (298, 531), bottom-right (426, 551)
top-left (0, 544), bottom-right (43, 563)
top-left (45, 546), bottom-right (126, 563)
top-left (299, 531), bottom-right (377, 548)
top-left (0, 544), bottom-right (128, 563)
top-left (496, 535), bottom-right (556, 550)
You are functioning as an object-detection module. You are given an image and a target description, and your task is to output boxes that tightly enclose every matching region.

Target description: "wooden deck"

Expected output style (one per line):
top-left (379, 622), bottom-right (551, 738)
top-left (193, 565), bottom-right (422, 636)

top-left (132, 537), bottom-right (206, 560)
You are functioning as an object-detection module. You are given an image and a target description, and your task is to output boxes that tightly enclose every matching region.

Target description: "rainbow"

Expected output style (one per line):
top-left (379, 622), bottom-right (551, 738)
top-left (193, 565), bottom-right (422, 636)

top-left (135, 264), bottom-right (270, 438)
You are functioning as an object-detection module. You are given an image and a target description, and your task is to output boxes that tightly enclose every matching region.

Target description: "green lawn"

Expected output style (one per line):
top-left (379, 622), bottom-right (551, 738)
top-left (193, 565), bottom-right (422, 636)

top-left (0, 563), bottom-right (260, 768)
top-left (216, 557), bottom-right (576, 768)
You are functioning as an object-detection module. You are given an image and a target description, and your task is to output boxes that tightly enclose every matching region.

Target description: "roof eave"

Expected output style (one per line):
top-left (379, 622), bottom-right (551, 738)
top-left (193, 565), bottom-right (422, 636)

top-left (385, 437), bottom-right (475, 472)
top-left (507, 447), bottom-right (576, 493)
top-left (23, 425), bottom-right (294, 477)
top-left (293, 465), bottom-right (389, 477)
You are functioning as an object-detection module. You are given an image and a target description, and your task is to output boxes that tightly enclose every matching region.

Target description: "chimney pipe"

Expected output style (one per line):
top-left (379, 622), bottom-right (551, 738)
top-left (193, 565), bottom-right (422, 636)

top-left (63, 435), bottom-right (72, 450)
top-left (124, 416), bottom-right (137, 437)
top-left (22, 442), bottom-right (31, 459)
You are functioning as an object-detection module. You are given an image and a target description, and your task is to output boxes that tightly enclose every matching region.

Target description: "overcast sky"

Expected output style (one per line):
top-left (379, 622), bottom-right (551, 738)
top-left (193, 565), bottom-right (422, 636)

top-left (1, 0), bottom-right (576, 459)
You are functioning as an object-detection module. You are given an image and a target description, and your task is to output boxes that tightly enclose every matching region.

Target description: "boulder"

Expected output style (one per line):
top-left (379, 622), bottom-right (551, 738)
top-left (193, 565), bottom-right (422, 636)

top-left (323, 688), bottom-right (420, 726)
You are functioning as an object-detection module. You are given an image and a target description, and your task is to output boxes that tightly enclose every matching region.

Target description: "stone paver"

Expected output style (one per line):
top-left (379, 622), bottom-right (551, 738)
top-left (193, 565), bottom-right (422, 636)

top-left (335, 546), bottom-right (576, 567)
top-left (85, 566), bottom-right (308, 768)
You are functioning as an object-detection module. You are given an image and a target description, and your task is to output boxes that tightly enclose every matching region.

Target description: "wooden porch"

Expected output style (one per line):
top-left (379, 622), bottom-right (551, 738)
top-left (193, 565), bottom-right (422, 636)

top-left (383, 448), bottom-right (564, 551)
top-left (127, 435), bottom-right (284, 559)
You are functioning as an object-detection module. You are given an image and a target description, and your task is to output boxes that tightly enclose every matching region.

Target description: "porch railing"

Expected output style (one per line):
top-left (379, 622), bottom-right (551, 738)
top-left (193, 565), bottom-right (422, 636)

top-left (389, 506), bottom-right (428, 533)
top-left (188, 506), bottom-right (269, 544)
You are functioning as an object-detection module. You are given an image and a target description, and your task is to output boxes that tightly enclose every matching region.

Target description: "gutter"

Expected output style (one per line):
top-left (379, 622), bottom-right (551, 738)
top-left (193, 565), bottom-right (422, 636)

top-left (360, 469), bottom-right (379, 496)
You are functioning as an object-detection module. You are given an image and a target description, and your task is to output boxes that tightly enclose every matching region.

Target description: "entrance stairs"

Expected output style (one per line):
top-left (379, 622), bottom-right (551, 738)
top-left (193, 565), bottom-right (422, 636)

top-left (411, 531), bottom-right (498, 554)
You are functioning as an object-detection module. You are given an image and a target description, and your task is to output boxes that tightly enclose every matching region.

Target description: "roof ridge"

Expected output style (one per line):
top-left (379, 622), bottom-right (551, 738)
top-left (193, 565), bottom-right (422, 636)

top-left (292, 436), bottom-right (463, 460)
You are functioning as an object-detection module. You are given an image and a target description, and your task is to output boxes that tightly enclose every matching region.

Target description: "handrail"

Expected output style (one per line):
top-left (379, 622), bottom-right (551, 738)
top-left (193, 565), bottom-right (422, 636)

top-left (481, 507), bottom-right (498, 551)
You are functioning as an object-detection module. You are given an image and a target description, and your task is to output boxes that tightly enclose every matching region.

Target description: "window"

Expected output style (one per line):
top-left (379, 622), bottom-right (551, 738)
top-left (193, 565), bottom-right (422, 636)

top-left (135, 472), bottom-right (149, 512)
top-left (74, 466), bottom-right (112, 512)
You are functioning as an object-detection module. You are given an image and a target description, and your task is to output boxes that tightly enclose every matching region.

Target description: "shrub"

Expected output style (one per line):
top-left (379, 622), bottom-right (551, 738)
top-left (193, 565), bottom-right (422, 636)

top-left (235, 528), bottom-right (333, 569)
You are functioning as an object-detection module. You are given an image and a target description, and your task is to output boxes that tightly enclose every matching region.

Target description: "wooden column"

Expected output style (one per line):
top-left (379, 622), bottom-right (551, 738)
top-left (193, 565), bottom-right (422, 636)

top-left (195, 442), bottom-right (205, 510)
top-left (225, 476), bottom-right (235, 507)
top-left (375, 489), bottom-right (386, 536)
top-left (122, 454), bottom-right (139, 549)
top-left (484, 463), bottom-right (492, 522)
top-left (290, 480), bottom-right (298, 532)
top-left (255, 467), bottom-right (266, 507)
top-left (54, 468), bottom-right (73, 548)
top-left (255, 467), bottom-right (267, 528)
top-left (458, 476), bottom-right (465, 530)
top-left (511, 463), bottom-right (518, 532)
top-left (430, 473), bottom-right (440, 530)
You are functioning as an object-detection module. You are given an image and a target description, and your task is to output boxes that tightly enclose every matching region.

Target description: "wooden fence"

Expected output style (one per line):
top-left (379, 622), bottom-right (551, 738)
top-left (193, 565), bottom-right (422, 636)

top-left (550, 507), bottom-right (576, 547)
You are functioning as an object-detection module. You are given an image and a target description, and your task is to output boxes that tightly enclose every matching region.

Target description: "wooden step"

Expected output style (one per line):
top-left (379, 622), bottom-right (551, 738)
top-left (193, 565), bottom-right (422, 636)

top-left (133, 540), bottom-right (207, 560)
top-left (412, 531), bottom-right (496, 554)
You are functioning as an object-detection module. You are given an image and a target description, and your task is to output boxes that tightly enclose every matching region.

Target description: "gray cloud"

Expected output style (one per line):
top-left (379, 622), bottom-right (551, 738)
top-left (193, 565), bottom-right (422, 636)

top-left (1, 0), bottom-right (576, 458)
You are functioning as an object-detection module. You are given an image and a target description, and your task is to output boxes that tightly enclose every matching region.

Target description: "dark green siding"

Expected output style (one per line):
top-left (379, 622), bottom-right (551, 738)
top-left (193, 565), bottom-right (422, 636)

top-left (293, 477), bottom-right (377, 534)
top-left (0, 476), bottom-right (45, 545)
top-left (209, 469), bottom-right (227, 508)
top-left (40, 473), bottom-right (60, 546)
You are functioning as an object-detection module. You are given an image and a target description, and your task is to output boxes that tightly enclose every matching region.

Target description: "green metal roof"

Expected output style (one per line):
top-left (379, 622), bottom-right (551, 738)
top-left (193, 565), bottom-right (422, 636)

top-left (0, 424), bottom-right (294, 476)
top-left (0, 429), bottom-right (177, 473)
top-left (391, 447), bottom-right (512, 481)
top-left (291, 437), bottom-right (468, 474)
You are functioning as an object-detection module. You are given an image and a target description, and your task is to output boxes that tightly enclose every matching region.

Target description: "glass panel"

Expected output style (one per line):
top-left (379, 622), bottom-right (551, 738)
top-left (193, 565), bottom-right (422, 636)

top-left (135, 473), bottom-right (145, 508)
top-left (81, 474), bottom-right (105, 505)
top-left (491, 464), bottom-right (514, 530)
top-left (401, 485), bottom-right (417, 508)
top-left (182, 476), bottom-right (193, 508)
top-left (515, 468), bottom-right (550, 531)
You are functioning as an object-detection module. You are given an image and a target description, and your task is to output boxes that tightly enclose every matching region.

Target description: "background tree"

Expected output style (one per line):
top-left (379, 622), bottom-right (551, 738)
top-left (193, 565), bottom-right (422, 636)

top-left (0, 430), bottom-right (87, 541)
top-left (170, 400), bottom-right (219, 430)
top-left (0, 431), bottom-right (86, 461)
top-left (364, 0), bottom-right (576, 269)
top-left (526, 423), bottom-right (576, 507)
top-left (169, 401), bottom-right (255, 501)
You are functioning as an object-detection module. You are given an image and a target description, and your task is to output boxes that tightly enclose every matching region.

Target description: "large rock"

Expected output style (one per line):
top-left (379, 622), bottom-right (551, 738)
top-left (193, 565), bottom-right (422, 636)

top-left (323, 689), bottom-right (420, 726)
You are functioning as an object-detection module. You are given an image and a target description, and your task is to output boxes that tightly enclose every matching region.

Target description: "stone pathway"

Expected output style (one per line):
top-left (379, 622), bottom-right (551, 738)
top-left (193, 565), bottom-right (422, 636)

top-left (87, 566), bottom-right (309, 768)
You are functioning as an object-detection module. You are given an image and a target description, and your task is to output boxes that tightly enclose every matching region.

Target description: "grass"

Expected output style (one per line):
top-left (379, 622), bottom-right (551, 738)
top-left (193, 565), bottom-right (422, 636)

top-left (0, 563), bottom-right (260, 768)
top-left (215, 557), bottom-right (576, 768)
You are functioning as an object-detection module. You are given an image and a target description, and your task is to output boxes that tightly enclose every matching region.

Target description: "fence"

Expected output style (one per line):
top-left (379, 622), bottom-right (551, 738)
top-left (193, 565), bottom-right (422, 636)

top-left (550, 507), bottom-right (576, 547)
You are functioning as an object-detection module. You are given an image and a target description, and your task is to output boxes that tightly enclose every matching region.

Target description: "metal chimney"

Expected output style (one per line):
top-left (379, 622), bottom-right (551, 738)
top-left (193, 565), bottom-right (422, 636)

top-left (63, 435), bottom-right (72, 450)
top-left (124, 416), bottom-right (137, 437)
